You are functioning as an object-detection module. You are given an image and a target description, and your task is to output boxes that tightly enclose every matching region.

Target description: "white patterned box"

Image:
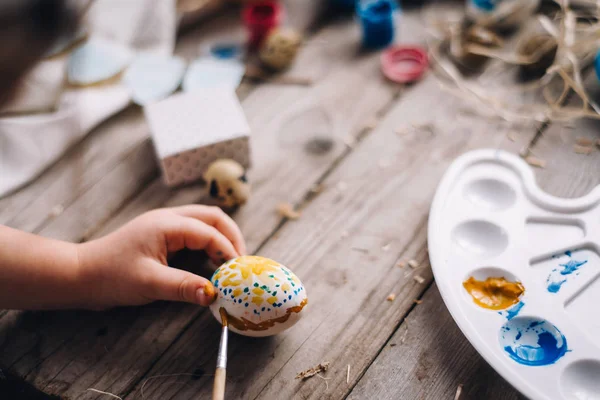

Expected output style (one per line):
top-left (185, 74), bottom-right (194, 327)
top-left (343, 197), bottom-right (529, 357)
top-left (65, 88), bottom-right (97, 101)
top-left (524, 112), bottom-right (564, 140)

top-left (145, 89), bottom-right (251, 187)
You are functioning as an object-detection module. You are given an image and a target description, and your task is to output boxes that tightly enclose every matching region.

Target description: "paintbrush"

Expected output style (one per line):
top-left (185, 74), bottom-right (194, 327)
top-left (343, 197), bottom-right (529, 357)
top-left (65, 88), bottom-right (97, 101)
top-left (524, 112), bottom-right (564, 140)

top-left (212, 307), bottom-right (228, 400)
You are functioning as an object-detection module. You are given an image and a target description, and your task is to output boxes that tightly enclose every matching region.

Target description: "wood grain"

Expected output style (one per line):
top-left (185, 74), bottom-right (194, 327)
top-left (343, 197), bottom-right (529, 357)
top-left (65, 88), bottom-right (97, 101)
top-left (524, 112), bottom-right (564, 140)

top-left (523, 72), bottom-right (600, 199)
top-left (0, 5), bottom-right (573, 400)
top-left (347, 284), bottom-right (526, 400)
top-left (348, 75), bottom-right (600, 400)
top-left (120, 73), bottom-right (526, 400)
top-left (0, 8), bottom-right (401, 399)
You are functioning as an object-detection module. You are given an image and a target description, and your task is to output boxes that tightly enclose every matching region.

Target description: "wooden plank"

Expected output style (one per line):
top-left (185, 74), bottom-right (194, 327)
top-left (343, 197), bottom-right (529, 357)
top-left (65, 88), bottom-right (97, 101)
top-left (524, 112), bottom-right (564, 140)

top-left (0, 10), bottom-right (247, 234)
top-left (121, 72), bottom-right (527, 400)
top-left (522, 73), bottom-right (600, 198)
top-left (349, 75), bottom-right (600, 400)
top-left (0, 8), bottom-right (547, 400)
top-left (0, 10), bottom-right (403, 398)
top-left (15, 8), bottom-right (402, 244)
top-left (347, 283), bottom-right (526, 400)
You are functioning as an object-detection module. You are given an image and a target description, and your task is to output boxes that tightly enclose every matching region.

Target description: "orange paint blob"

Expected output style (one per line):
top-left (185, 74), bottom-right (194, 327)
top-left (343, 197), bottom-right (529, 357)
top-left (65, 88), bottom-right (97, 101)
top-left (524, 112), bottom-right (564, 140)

top-left (463, 276), bottom-right (524, 310)
top-left (203, 282), bottom-right (216, 299)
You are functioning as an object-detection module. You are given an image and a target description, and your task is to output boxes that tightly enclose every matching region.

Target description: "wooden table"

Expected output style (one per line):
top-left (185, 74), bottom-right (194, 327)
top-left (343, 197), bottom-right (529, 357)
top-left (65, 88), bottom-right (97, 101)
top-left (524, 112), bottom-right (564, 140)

top-left (1, 5), bottom-right (599, 400)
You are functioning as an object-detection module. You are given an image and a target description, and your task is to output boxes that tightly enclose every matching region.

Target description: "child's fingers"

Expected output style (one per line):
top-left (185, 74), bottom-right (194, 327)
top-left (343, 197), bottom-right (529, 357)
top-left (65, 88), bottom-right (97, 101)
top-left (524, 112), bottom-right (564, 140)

top-left (164, 216), bottom-right (239, 263)
top-left (143, 261), bottom-right (216, 306)
top-left (171, 205), bottom-right (247, 255)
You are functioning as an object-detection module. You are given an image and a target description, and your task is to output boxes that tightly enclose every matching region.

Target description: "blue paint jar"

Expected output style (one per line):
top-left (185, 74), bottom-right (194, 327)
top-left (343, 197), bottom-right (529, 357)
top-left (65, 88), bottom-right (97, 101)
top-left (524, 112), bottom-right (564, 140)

top-left (470, 0), bottom-right (497, 12)
top-left (595, 50), bottom-right (600, 81)
top-left (356, 0), bottom-right (397, 49)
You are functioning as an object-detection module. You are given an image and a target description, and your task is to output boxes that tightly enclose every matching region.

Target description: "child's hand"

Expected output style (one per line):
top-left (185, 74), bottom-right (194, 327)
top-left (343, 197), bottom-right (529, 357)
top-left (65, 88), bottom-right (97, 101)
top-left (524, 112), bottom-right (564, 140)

top-left (76, 205), bottom-right (246, 310)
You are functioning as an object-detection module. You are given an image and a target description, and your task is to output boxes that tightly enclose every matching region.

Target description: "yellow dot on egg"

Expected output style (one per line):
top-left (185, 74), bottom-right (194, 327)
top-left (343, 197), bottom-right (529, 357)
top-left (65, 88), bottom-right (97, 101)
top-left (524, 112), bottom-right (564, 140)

top-left (267, 296), bottom-right (278, 305)
top-left (252, 287), bottom-right (264, 295)
top-left (233, 288), bottom-right (243, 297)
top-left (222, 277), bottom-right (242, 287)
top-left (281, 283), bottom-right (291, 292)
top-left (252, 296), bottom-right (263, 306)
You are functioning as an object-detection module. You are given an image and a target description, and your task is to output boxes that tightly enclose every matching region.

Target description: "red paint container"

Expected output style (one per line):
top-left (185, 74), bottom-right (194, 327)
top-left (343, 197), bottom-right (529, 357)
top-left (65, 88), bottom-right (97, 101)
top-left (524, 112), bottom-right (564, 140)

top-left (242, 1), bottom-right (283, 49)
top-left (381, 46), bottom-right (429, 83)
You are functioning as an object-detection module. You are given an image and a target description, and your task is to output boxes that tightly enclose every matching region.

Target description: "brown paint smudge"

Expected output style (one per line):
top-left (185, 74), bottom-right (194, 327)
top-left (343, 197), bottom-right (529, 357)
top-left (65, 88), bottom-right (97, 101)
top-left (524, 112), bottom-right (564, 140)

top-left (227, 298), bottom-right (308, 332)
top-left (219, 307), bottom-right (228, 327)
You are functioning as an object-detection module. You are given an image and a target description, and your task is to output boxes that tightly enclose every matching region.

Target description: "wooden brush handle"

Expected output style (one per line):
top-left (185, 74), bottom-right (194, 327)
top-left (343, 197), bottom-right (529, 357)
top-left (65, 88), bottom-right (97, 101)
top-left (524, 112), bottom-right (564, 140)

top-left (212, 367), bottom-right (226, 400)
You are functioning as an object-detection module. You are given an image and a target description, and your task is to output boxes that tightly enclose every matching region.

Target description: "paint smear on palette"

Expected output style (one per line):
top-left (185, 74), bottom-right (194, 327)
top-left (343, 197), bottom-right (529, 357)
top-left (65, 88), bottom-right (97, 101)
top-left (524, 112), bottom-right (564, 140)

top-left (499, 317), bottom-right (568, 366)
top-left (499, 301), bottom-right (525, 320)
top-left (463, 276), bottom-right (524, 310)
top-left (546, 251), bottom-right (588, 293)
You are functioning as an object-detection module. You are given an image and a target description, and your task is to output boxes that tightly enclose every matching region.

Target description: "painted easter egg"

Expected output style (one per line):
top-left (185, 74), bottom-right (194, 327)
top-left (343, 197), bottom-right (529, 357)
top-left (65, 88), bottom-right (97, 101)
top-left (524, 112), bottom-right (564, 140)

top-left (209, 256), bottom-right (308, 337)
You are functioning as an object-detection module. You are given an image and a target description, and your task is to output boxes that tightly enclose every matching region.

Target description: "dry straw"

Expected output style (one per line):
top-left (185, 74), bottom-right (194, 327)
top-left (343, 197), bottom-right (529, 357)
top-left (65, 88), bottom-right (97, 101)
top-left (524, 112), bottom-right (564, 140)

top-left (426, 0), bottom-right (600, 124)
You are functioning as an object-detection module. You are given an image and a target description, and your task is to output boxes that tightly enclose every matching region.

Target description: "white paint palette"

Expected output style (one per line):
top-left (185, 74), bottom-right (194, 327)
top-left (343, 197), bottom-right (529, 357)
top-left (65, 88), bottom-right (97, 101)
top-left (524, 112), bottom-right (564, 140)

top-left (428, 149), bottom-right (600, 400)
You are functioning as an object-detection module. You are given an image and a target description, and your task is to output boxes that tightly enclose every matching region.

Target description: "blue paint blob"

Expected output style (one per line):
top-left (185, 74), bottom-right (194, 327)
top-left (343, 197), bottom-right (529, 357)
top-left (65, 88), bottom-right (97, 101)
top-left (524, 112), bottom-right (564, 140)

top-left (560, 259), bottom-right (587, 275)
top-left (546, 251), bottom-right (588, 293)
top-left (547, 279), bottom-right (566, 293)
top-left (503, 332), bottom-right (568, 366)
top-left (529, 320), bottom-right (543, 329)
top-left (500, 317), bottom-right (568, 366)
top-left (505, 302), bottom-right (524, 320)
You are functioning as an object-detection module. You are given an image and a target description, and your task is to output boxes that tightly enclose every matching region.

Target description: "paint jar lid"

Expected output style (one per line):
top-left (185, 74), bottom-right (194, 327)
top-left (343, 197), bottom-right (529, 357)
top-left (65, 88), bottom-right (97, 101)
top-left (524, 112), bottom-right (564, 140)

top-left (381, 46), bottom-right (428, 83)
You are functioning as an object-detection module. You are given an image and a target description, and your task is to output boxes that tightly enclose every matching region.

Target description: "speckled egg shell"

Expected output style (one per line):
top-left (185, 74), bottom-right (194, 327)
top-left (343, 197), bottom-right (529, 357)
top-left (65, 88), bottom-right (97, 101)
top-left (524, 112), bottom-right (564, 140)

top-left (209, 256), bottom-right (308, 337)
top-left (259, 28), bottom-right (302, 71)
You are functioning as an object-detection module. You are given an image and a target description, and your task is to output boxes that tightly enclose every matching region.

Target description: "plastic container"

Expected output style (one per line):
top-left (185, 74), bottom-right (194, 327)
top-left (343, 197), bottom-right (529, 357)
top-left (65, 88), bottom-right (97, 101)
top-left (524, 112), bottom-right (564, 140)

top-left (429, 149), bottom-right (600, 400)
top-left (356, 0), bottom-right (397, 49)
top-left (242, 1), bottom-right (283, 49)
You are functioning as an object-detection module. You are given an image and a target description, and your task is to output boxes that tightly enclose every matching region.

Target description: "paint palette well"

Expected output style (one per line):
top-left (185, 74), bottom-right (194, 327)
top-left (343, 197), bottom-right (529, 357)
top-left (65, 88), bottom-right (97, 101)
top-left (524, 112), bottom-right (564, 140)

top-left (428, 149), bottom-right (600, 400)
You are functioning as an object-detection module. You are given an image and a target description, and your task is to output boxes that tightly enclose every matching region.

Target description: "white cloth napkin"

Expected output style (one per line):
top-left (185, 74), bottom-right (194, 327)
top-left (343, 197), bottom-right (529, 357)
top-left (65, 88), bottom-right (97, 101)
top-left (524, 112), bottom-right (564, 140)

top-left (0, 0), bottom-right (177, 198)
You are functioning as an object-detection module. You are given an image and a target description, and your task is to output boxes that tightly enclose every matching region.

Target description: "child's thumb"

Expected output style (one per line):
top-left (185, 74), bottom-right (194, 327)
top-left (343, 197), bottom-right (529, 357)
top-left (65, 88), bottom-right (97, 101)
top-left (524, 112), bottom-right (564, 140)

top-left (144, 261), bottom-right (217, 306)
